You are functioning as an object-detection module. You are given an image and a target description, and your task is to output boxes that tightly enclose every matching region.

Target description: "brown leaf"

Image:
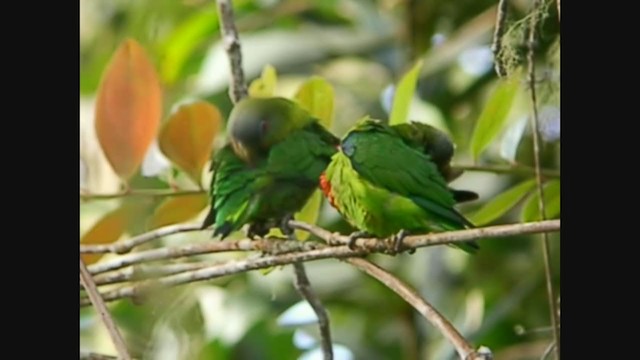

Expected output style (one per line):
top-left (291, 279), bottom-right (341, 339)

top-left (95, 38), bottom-right (163, 180)
top-left (80, 206), bottom-right (133, 265)
top-left (159, 101), bottom-right (222, 186)
top-left (147, 193), bottom-right (209, 230)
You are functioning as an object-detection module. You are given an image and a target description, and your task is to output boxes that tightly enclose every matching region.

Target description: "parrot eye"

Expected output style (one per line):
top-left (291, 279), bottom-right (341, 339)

top-left (260, 119), bottom-right (269, 134)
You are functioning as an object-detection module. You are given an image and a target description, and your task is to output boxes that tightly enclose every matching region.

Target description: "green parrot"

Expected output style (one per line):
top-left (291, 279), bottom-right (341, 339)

top-left (320, 117), bottom-right (479, 253)
top-left (201, 97), bottom-right (339, 239)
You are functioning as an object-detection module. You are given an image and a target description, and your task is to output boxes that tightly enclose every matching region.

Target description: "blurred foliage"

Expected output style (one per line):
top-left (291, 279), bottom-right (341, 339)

top-left (80, 0), bottom-right (560, 359)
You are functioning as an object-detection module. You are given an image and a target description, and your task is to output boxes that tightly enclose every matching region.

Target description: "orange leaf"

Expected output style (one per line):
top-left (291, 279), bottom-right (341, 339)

top-left (81, 206), bottom-right (132, 265)
top-left (95, 38), bottom-right (163, 180)
top-left (147, 193), bottom-right (209, 230)
top-left (158, 101), bottom-right (221, 186)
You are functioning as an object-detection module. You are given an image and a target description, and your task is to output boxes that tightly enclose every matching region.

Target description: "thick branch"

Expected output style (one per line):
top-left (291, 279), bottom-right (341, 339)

top-left (293, 263), bottom-right (333, 360)
top-left (526, 1), bottom-right (560, 358)
top-left (81, 220), bottom-right (560, 306)
top-left (81, 224), bottom-right (203, 255)
top-left (345, 258), bottom-right (490, 360)
top-left (80, 258), bottom-right (131, 360)
top-left (87, 237), bottom-right (324, 276)
top-left (216, 0), bottom-right (248, 103)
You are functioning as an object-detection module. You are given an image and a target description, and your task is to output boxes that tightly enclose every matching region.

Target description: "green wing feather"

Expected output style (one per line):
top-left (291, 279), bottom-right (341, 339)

top-left (344, 122), bottom-right (471, 229)
top-left (202, 121), bottom-right (338, 239)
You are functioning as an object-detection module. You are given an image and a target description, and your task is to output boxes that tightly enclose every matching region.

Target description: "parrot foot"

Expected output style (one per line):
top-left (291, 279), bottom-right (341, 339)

top-left (347, 231), bottom-right (371, 250)
top-left (390, 229), bottom-right (413, 255)
top-left (279, 214), bottom-right (295, 240)
top-left (246, 223), bottom-right (268, 240)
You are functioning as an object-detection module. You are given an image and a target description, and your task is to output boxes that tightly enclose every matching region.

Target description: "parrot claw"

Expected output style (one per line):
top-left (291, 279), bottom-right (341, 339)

top-left (347, 231), bottom-right (370, 250)
top-left (279, 214), bottom-right (295, 239)
top-left (391, 229), bottom-right (411, 255)
top-left (246, 223), bottom-right (267, 240)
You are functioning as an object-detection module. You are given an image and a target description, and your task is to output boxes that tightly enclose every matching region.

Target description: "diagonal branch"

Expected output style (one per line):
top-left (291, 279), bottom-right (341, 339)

top-left (293, 263), bottom-right (333, 360)
top-left (526, 1), bottom-right (560, 358)
top-left (80, 258), bottom-right (131, 360)
top-left (345, 258), bottom-right (491, 360)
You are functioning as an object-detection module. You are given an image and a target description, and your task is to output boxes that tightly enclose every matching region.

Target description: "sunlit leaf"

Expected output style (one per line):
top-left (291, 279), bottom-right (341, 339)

top-left (80, 204), bottom-right (138, 265)
top-left (469, 179), bottom-right (537, 225)
top-left (248, 64), bottom-right (278, 98)
top-left (470, 73), bottom-right (522, 160)
top-left (389, 59), bottom-right (423, 126)
top-left (148, 193), bottom-right (209, 230)
top-left (160, 6), bottom-right (219, 85)
top-left (159, 101), bottom-right (222, 186)
top-left (294, 76), bottom-right (335, 129)
top-left (521, 180), bottom-right (561, 222)
top-left (95, 38), bottom-right (163, 180)
top-left (294, 190), bottom-right (323, 241)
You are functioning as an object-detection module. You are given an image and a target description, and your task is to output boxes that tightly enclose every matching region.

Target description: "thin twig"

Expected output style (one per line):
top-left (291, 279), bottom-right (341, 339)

top-left (491, 0), bottom-right (509, 77)
top-left (80, 258), bottom-right (132, 360)
top-left (556, 0), bottom-right (560, 22)
top-left (80, 189), bottom-right (203, 201)
top-left (293, 262), bottom-right (333, 360)
top-left (541, 341), bottom-right (556, 360)
top-left (526, 1), bottom-right (560, 359)
top-left (81, 224), bottom-right (203, 255)
top-left (453, 164), bottom-right (560, 178)
top-left (345, 258), bottom-right (490, 360)
top-left (90, 262), bottom-right (219, 287)
top-left (80, 351), bottom-right (119, 360)
top-left (216, 0), bottom-right (248, 103)
top-left (81, 220), bottom-right (560, 306)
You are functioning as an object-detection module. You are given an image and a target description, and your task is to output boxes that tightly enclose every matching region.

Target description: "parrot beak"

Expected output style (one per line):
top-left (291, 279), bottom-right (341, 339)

top-left (231, 140), bottom-right (253, 164)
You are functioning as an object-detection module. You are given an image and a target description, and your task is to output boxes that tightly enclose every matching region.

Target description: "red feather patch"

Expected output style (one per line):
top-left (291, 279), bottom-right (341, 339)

top-left (319, 172), bottom-right (337, 209)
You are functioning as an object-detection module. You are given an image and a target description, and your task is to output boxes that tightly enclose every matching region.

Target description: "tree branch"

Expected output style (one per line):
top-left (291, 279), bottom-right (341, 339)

top-left (80, 351), bottom-right (120, 360)
top-left (80, 220), bottom-right (560, 306)
top-left (452, 164), bottom-right (560, 179)
top-left (80, 189), bottom-right (203, 201)
top-left (491, 0), bottom-right (509, 77)
top-left (90, 262), bottom-right (220, 287)
top-left (526, 1), bottom-right (560, 358)
top-left (293, 262), bottom-right (333, 360)
top-left (81, 224), bottom-right (203, 255)
top-left (345, 258), bottom-right (491, 360)
top-left (216, 0), bottom-right (248, 103)
top-left (80, 258), bottom-right (131, 360)
top-left (87, 237), bottom-right (325, 276)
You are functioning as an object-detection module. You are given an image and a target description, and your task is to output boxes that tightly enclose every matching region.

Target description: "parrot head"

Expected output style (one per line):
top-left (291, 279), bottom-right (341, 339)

top-left (227, 97), bottom-right (311, 163)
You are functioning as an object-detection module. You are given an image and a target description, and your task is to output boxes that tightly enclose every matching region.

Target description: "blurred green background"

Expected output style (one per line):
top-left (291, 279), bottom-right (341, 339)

top-left (80, 0), bottom-right (560, 359)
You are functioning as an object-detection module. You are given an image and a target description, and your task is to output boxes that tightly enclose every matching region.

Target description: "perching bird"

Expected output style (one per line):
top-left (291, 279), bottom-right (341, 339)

top-left (201, 97), bottom-right (339, 239)
top-left (320, 117), bottom-right (479, 253)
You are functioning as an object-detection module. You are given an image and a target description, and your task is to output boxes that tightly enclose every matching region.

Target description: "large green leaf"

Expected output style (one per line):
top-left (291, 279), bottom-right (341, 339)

top-left (469, 179), bottom-right (537, 225)
top-left (521, 180), bottom-right (561, 222)
top-left (294, 76), bottom-right (335, 129)
top-left (248, 64), bottom-right (278, 98)
top-left (389, 59), bottom-right (423, 126)
top-left (470, 74), bottom-right (522, 160)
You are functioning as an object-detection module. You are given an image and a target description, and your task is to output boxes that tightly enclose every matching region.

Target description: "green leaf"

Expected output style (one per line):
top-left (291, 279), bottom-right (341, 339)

top-left (389, 59), bottom-right (423, 126)
top-left (294, 76), bottom-right (335, 129)
top-left (469, 179), bottom-right (537, 225)
top-left (159, 6), bottom-right (219, 85)
top-left (248, 64), bottom-right (278, 98)
top-left (470, 74), bottom-right (522, 160)
top-left (521, 180), bottom-right (561, 222)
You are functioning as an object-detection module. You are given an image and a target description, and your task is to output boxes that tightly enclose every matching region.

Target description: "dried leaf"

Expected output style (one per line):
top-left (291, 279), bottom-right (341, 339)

top-left (159, 101), bottom-right (222, 186)
top-left (95, 38), bottom-right (163, 180)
